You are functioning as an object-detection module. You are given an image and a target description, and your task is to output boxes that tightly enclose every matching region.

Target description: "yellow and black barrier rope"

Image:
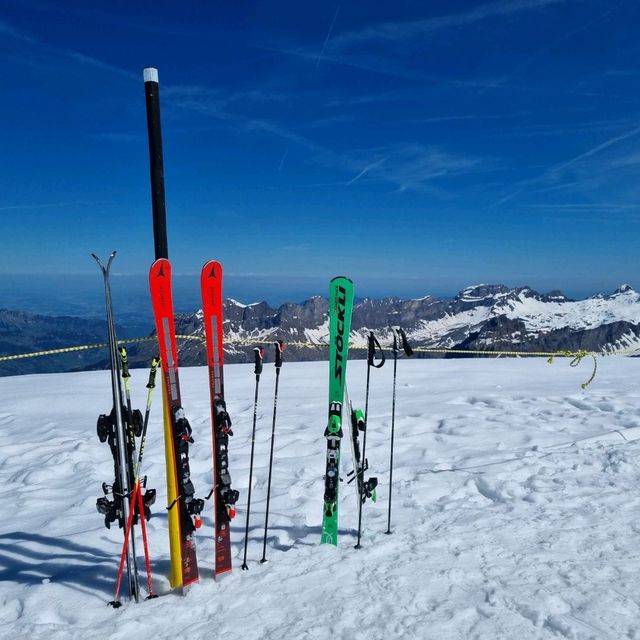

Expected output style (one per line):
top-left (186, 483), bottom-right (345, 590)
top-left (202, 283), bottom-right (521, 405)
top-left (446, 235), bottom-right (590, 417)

top-left (0, 334), bottom-right (607, 388)
top-left (0, 335), bottom-right (203, 362)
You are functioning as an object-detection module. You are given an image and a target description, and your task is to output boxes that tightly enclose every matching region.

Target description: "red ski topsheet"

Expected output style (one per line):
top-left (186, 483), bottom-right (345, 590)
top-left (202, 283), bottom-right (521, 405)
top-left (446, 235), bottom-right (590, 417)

top-left (150, 258), bottom-right (199, 588)
top-left (201, 260), bottom-right (233, 576)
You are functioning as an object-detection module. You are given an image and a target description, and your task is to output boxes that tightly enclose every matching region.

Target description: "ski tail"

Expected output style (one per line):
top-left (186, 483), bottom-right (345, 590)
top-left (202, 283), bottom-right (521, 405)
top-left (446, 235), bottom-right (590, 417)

top-left (345, 385), bottom-right (377, 505)
top-left (321, 276), bottom-right (354, 545)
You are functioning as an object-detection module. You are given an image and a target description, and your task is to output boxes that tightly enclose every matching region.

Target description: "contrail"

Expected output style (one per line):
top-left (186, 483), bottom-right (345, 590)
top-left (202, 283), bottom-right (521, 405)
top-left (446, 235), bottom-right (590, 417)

top-left (278, 148), bottom-right (289, 172)
top-left (346, 158), bottom-right (386, 186)
top-left (317, 6), bottom-right (340, 68)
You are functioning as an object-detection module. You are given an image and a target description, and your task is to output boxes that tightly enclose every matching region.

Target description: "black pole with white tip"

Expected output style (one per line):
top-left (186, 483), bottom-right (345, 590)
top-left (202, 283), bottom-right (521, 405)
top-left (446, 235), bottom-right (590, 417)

top-left (143, 67), bottom-right (168, 260)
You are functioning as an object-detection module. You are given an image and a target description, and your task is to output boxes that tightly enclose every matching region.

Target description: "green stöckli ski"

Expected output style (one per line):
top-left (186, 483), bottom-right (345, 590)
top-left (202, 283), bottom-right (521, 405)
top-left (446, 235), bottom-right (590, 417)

top-left (321, 276), bottom-right (354, 545)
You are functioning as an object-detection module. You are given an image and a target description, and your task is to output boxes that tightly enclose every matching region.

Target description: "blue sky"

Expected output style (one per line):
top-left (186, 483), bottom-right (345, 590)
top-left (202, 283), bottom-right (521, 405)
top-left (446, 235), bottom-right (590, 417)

top-left (1, 0), bottom-right (640, 303)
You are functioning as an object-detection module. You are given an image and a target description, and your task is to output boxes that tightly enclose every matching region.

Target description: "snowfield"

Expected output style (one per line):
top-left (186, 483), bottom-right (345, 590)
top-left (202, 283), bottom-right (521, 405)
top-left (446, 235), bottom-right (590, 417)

top-left (2, 357), bottom-right (640, 639)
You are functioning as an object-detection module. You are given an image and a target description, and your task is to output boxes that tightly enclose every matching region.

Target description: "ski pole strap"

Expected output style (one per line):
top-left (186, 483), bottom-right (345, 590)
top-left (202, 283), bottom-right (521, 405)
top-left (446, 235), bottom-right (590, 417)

top-left (274, 340), bottom-right (284, 369)
top-left (254, 346), bottom-right (264, 375)
top-left (367, 332), bottom-right (385, 368)
top-left (166, 494), bottom-right (182, 511)
top-left (147, 356), bottom-right (160, 389)
top-left (118, 347), bottom-right (131, 378)
top-left (391, 326), bottom-right (413, 357)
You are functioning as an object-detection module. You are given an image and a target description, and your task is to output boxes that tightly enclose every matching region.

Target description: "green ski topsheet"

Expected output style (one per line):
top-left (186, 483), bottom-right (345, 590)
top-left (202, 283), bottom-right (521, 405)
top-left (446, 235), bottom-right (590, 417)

top-left (321, 276), bottom-right (354, 545)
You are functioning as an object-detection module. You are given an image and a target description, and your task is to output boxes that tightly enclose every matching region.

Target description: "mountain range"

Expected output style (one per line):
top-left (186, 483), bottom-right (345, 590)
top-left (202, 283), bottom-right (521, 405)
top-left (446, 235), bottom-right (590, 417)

top-left (1, 283), bottom-right (638, 376)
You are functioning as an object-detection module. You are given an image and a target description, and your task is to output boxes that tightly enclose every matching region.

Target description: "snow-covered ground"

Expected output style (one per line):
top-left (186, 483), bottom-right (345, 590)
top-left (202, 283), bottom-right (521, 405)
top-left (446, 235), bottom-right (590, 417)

top-left (2, 357), bottom-right (640, 639)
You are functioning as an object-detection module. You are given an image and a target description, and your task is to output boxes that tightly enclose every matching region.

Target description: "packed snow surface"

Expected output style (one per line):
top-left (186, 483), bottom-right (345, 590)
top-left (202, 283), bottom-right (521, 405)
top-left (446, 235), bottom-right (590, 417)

top-left (2, 358), bottom-right (640, 639)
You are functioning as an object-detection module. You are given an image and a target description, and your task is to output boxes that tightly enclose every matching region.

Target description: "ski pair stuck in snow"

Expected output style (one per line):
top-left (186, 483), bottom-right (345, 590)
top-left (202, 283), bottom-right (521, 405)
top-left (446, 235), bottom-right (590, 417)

top-left (321, 278), bottom-right (383, 547)
top-left (321, 277), bottom-right (354, 545)
top-left (93, 252), bottom-right (157, 605)
top-left (149, 258), bottom-right (239, 590)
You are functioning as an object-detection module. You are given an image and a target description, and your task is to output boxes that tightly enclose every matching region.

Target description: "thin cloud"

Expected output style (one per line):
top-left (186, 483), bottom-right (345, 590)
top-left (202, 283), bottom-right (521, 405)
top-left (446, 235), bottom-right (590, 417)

top-left (265, 45), bottom-right (509, 90)
top-left (345, 158), bottom-right (387, 186)
top-left (476, 116), bottom-right (640, 139)
top-left (0, 200), bottom-right (101, 212)
top-left (278, 148), bottom-right (289, 172)
top-left (409, 112), bottom-right (531, 125)
top-left (321, 143), bottom-right (485, 192)
top-left (87, 132), bottom-right (144, 143)
top-left (476, 1), bottom-right (625, 97)
top-left (550, 125), bottom-right (640, 174)
top-left (489, 125), bottom-right (640, 208)
top-left (523, 203), bottom-right (639, 210)
top-left (317, 6), bottom-right (340, 67)
top-left (168, 88), bottom-right (327, 153)
top-left (0, 19), bottom-right (137, 82)
top-left (331, 0), bottom-right (574, 50)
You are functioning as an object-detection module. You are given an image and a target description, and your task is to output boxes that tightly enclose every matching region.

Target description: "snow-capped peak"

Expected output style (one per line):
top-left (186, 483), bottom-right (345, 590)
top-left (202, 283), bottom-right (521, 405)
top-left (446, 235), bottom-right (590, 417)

top-left (614, 284), bottom-right (635, 295)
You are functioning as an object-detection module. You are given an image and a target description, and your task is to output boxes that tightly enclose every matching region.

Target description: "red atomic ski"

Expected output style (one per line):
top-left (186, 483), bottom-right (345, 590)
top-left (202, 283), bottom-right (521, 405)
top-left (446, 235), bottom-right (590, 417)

top-left (201, 260), bottom-right (239, 577)
top-left (150, 258), bottom-right (203, 589)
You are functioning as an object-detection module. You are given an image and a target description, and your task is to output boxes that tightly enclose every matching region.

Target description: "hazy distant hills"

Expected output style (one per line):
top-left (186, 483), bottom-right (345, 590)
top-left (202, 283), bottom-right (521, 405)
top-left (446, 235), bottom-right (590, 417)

top-left (0, 310), bottom-right (113, 376)
top-left (2, 284), bottom-right (639, 375)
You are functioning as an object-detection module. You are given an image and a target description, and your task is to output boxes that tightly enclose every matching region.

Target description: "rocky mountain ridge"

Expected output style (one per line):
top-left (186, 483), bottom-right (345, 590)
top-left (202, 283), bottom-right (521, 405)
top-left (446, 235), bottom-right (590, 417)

top-left (169, 283), bottom-right (640, 366)
top-left (1, 283), bottom-right (638, 375)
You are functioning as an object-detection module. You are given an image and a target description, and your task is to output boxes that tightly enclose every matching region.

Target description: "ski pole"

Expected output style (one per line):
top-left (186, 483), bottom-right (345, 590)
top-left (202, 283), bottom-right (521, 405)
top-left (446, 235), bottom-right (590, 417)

top-left (137, 483), bottom-right (156, 600)
top-left (136, 356), bottom-right (161, 476)
top-left (134, 357), bottom-right (160, 599)
top-left (111, 481), bottom-right (142, 608)
top-left (355, 332), bottom-right (385, 549)
top-left (260, 340), bottom-right (284, 564)
top-left (119, 347), bottom-right (134, 425)
top-left (117, 346), bottom-right (141, 601)
top-left (112, 356), bottom-right (160, 603)
top-left (241, 346), bottom-right (264, 570)
top-left (385, 327), bottom-right (412, 536)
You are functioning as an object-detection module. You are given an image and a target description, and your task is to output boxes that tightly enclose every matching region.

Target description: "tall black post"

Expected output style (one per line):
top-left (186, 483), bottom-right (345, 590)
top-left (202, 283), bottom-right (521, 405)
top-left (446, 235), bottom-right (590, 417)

top-left (143, 67), bottom-right (168, 260)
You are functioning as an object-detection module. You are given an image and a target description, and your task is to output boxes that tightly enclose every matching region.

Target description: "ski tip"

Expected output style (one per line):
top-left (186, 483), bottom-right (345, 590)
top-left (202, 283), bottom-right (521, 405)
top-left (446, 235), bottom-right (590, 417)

top-left (330, 275), bottom-right (353, 284)
top-left (202, 260), bottom-right (222, 280)
top-left (143, 67), bottom-right (159, 83)
top-left (150, 258), bottom-right (170, 279)
top-left (108, 600), bottom-right (122, 609)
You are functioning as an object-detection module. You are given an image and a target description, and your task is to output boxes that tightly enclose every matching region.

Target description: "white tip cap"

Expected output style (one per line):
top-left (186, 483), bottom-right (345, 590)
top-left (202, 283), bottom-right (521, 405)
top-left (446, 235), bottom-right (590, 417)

top-left (143, 67), bottom-right (159, 83)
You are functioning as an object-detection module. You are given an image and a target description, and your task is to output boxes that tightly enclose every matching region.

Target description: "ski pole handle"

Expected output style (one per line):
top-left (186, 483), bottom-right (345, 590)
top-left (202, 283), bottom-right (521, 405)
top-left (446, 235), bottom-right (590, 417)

top-left (118, 346), bottom-right (131, 378)
top-left (274, 340), bottom-right (284, 369)
top-left (147, 356), bottom-right (160, 389)
top-left (399, 327), bottom-right (413, 357)
top-left (391, 326), bottom-right (413, 357)
top-left (367, 332), bottom-right (385, 368)
top-left (254, 347), bottom-right (264, 376)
